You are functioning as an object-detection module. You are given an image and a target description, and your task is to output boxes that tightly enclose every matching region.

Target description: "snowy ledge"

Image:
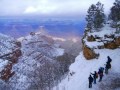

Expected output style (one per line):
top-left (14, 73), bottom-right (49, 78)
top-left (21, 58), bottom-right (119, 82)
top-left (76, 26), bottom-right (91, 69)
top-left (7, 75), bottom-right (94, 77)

top-left (53, 49), bottom-right (120, 90)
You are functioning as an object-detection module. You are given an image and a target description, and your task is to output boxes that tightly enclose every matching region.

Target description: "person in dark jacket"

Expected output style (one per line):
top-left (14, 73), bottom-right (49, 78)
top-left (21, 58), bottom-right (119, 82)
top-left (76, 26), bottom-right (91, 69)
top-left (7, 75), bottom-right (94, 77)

top-left (107, 56), bottom-right (112, 64)
top-left (105, 63), bottom-right (109, 74)
top-left (106, 56), bottom-right (112, 69)
top-left (105, 62), bottom-right (111, 74)
top-left (91, 71), bottom-right (97, 84)
top-left (98, 67), bottom-right (104, 82)
top-left (88, 75), bottom-right (93, 88)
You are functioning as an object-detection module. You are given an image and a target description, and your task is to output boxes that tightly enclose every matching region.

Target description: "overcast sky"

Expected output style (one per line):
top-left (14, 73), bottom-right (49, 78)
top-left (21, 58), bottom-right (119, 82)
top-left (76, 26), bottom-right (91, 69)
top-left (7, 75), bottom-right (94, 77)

top-left (0, 0), bottom-right (115, 18)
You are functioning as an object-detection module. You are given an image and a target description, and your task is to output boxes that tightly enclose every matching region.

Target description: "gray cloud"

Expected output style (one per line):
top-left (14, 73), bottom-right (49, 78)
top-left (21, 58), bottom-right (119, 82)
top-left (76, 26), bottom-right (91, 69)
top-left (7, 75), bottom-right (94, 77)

top-left (0, 0), bottom-right (115, 17)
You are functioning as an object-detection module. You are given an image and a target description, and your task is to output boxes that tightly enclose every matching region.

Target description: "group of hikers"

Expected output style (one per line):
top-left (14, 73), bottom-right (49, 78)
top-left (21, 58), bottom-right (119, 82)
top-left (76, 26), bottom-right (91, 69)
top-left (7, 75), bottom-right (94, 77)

top-left (88, 56), bottom-right (112, 88)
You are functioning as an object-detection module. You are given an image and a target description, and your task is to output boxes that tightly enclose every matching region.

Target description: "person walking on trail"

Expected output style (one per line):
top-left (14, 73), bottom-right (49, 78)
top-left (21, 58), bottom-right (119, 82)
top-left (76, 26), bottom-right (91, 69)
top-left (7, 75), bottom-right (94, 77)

top-left (105, 63), bottom-right (109, 74)
top-left (88, 75), bottom-right (93, 88)
top-left (98, 67), bottom-right (104, 82)
top-left (105, 62), bottom-right (111, 74)
top-left (107, 56), bottom-right (112, 64)
top-left (105, 56), bottom-right (112, 74)
top-left (107, 56), bottom-right (112, 69)
top-left (91, 71), bottom-right (98, 84)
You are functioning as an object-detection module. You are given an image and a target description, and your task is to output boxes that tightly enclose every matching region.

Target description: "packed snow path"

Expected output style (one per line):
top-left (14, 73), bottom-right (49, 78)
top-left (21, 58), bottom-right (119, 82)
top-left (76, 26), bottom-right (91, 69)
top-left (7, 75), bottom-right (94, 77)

top-left (53, 49), bottom-right (120, 90)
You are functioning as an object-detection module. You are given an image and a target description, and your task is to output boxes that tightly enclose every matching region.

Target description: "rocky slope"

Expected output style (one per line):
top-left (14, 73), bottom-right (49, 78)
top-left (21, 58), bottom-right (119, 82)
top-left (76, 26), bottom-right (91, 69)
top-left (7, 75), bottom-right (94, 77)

top-left (0, 32), bottom-right (65, 90)
top-left (53, 23), bottom-right (120, 90)
top-left (82, 23), bottom-right (120, 60)
top-left (0, 33), bottom-right (21, 81)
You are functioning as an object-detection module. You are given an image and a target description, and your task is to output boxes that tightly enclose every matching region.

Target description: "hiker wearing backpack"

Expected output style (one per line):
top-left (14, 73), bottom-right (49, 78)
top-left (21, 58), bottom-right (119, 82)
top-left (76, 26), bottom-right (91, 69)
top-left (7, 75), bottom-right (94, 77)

top-left (88, 75), bottom-right (93, 88)
top-left (91, 71), bottom-right (98, 84)
top-left (98, 67), bottom-right (104, 82)
top-left (106, 56), bottom-right (112, 69)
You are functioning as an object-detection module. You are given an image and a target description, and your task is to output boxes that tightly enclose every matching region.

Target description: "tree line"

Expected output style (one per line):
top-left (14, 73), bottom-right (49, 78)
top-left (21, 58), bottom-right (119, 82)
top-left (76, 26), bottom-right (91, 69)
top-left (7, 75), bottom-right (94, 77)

top-left (86, 0), bottom-right (120, 32)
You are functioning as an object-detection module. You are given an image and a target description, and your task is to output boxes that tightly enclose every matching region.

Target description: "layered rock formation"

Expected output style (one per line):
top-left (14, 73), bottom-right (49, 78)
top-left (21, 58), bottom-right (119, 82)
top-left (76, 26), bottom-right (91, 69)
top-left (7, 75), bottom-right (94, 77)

top-left (0, 34), bottom-right (21, 81)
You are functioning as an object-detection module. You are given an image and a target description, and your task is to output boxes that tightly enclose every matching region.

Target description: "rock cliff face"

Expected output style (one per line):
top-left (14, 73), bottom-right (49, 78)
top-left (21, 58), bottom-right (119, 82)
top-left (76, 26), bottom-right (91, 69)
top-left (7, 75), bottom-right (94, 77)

top-left (0, 33), bottom-right (21, 81)
top-left (0, 32), bottom-right (65, 90)
top-left (0, 31), bottom-right (67, 90)
top-left (115, 37), bottom-right (120, 46)
top-left (82, 24), bottom-right (120, 60)
top-left (83, 45), bottom-right (98, 60)
top-left (104, 41), bottom-right (118, 49)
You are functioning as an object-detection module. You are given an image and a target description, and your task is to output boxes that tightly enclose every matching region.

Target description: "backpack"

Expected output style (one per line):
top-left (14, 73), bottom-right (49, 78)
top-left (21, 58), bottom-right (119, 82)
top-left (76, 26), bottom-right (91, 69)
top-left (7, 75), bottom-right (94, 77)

top-left (96, 73), bottom-right (98, 78)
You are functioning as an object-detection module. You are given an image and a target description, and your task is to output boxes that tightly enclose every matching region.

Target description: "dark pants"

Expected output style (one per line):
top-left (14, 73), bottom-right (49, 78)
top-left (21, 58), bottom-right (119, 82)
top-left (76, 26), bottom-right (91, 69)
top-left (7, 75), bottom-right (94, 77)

top-left (89, 82), bottom-right (92, 88)
top-left (99, 75), bottom-right (103, 82)
top-left (105, 68), bottom-right (108, 74)
top-left (93, 78), bottom-right (96, 84)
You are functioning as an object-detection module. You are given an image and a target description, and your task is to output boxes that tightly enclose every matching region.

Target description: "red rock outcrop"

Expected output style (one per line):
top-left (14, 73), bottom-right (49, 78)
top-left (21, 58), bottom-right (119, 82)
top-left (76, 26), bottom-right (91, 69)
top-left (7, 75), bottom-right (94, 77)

top-left (104, 41), bottom-right (118, 49)
top-left (0, 42), bottom-right (22, 81)
top-left (115, 37), bottom-right (120, 46)
top-left (83, 45), bottom-right (99, 60)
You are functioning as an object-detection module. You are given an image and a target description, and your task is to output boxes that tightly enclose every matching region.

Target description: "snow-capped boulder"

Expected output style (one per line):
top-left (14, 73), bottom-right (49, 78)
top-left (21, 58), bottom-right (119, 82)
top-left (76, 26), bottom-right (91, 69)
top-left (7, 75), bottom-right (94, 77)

top-left (104, 41), bottom-right (118, 49)
top-left (83, 45), bottom-right (98, 60)
top-left (87, 35), bottom-right (96, 42)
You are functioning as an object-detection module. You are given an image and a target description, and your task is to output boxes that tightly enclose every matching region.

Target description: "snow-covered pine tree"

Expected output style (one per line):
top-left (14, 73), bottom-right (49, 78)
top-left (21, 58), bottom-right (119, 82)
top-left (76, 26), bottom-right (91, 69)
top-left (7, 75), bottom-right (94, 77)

top-left (109, 0), bottom-right (120, 33)
top-left (86, 4), bottom-right (96, 30)
top-left (94, 2), bottom-right (105, 29)
top-left (86, 2), bottom-right (105, 31)
top-left (109, 0), bottom-right (120, 23)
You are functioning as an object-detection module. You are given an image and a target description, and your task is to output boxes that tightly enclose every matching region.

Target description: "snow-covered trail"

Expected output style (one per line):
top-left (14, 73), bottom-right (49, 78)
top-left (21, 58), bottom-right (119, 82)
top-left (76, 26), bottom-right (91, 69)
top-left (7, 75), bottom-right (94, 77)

top-left (53, 48), bottom-right (120, 90)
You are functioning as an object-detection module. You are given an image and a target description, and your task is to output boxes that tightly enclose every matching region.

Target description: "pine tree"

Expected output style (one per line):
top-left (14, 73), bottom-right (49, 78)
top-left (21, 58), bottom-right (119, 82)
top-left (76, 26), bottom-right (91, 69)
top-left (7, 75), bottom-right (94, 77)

top-left (86, 2), bottom-right (105, 31)
top-left (86, 4), bottom-right (96, 30)
top-left (109, 0), bottom-right (120, 22)
top-left (109, 0), bottom-right (120, 33)
top-left (94, 2), bottom-right (105, 29)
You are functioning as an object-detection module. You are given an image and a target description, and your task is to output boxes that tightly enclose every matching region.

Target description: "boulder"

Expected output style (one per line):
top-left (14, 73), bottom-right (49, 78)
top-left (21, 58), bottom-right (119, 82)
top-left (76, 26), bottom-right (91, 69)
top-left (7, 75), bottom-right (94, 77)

top-left (87, 35), bottom-right (96, 42)
top-left (104, 41), bottom-right (118, 49)
top-left (115, 37), bottom-right (120, 46)
top-left (83, 45), bottom-right (98, 60)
